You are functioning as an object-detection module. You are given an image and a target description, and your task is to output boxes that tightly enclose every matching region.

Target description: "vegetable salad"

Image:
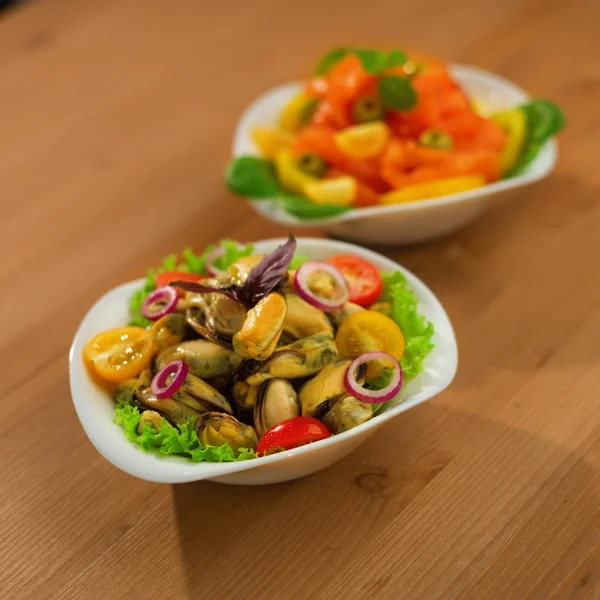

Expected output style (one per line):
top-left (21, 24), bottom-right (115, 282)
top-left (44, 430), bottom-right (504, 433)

top-left (83, 236), bottom-right (434, 463)
top-left (227, 47), bottom-right (565, 219)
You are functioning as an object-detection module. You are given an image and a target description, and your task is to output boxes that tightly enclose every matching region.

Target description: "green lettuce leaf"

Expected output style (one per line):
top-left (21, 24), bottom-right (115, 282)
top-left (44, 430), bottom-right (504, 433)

top-left (113, 403), bottom-right (258, 463)
top-left (226, 156), bottom-right (352, 220)
top-left (380, 272), bottom-right (435, 379)
top-left (212, 240), bottom-right (254, 271)
top-left (289, 254), bottom-right (308, 270)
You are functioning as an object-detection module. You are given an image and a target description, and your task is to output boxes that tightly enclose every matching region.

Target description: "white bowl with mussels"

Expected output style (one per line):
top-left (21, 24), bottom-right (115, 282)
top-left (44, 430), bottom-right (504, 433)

top-left (70, 238), bottom-right (457, 485)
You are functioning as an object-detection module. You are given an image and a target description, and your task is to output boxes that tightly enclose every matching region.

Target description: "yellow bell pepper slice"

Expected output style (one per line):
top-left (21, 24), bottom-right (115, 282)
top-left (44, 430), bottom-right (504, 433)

top-left (334, 122), bottom-right (391, 158)
top-left (279, 93), bottom-right (318, 133)
top-left (274, 150), bottom-right (317, 194)
top-left (251, 127), bottom-right (294, 159)
top-left (490, 108), bottom-right (527, 174)
top-left (303, 177), bottom-right (357, 206)
top-left (380, 176), bottom-right (486, 205)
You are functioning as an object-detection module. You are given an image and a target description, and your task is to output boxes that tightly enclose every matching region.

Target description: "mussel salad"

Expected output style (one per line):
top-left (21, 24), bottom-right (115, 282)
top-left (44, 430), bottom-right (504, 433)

top-left (83, 235), bottom-right (435, 462)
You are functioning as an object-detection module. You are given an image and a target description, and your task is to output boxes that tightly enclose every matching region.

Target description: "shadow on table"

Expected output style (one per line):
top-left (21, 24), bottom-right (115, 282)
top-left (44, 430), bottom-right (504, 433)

top-left (170, 401), bottom-right (600, 600)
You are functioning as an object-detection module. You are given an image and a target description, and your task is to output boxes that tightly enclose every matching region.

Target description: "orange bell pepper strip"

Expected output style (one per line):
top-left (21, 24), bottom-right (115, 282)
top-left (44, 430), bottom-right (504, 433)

top-left (292, 125), bottom-right (387, 191)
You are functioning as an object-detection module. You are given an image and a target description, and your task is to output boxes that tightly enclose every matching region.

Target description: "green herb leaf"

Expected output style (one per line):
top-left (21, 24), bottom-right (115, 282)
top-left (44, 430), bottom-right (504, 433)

top-left (226, 156), bottom-right (353, 220)
top-left (226, 156), bottom-right (280, 199)
top-left (378, 75), bottom-right (418, 111)
top-left (507, 99), bottom-right (565, 177)
top-left (314, 47), bottom-right (408, 76)
top-left (279, 193), bottom-right (352, 219)
top-left (385, 49), bottom-right (408, 68)
top-left (353, 49), bottom-right (389, 74)
top-left (314, 47), bottom-right (349, 76)
top-left (380, 272), bottom-right (435, 379)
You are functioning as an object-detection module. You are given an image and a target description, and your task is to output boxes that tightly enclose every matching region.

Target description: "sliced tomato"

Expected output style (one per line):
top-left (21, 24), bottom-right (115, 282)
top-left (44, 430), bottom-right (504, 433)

top-left (256, 417), bottom-right (331, 455)
top-left (155, 271), bottom-right (204, 297)
top-left (326, 255), bottom-right (383, 306)
top-left (84, 326), bottom-right (153, 383)
top-left (335, 310), bottom-right (405, 362)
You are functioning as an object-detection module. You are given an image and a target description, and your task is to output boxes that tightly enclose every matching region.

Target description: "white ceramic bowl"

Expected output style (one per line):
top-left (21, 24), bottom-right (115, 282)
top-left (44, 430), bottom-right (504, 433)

top-left (69, 238), bottom-right (457, 485)
top-left (232, 64), bottom-right (558, 246)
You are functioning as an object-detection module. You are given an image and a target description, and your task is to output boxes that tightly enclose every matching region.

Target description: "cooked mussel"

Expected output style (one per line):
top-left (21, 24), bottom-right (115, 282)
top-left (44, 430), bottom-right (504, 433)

top-left (226, 255), bottom-right (264, 286)
top-left (369, 302), bottom-right (393, 317)
top-left (114, 369), bottom-right (152, 404)
top-left (156, 340), bottom-right (241, 378)
top-left (135, 387), bottom-right (203, 425)
top-left (137, 410), bottom-right (163, 434)
top-left (231, 381), bottom-right (260, 411)
top-left (171, 373), bottom-right (233, 414)
top-left (327, 302), bottom-right (364, 327)
top-left (186, 292), bottom-right (246, 343)
top-left (195, 412), bottom-right (258, 453)
top-left (322, 396), bottom-right (373, 433)
top-left (232, 292), bottom-right (287, 360)
top-left (282, 292), bottom-right (333, 340)
top-left (244, 331), bottom-right (339, 385)
top-left (299, 360), bottom-right (353, 419)
top-left (254, 378), bottom-right (300, 437)
top-left (151, 313), bottom-right (188, 355)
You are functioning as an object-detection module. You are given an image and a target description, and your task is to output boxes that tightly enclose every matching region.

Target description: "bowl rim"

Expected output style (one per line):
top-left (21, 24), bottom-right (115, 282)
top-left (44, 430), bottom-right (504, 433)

top-left (69, 237), bottom-right (458, 483)
top-left (231, 62), bottom-right (558, 226)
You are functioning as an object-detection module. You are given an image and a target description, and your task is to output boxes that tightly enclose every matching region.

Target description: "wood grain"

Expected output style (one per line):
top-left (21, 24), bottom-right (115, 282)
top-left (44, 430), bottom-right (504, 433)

top-left (0, 0), bottom-right (598, 598)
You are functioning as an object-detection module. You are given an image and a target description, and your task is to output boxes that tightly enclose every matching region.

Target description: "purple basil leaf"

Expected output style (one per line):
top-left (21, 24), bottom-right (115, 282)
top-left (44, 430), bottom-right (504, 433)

top-left (170, 281), bottom-right (243, 304)
top-left (244, 234), bottom-right (297, 304)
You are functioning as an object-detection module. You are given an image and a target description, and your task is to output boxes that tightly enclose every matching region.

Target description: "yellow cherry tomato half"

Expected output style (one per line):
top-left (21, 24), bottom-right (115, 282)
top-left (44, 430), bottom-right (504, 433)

top-left (335, 310), bottom-right (405, 362)
top-left (83, 326), bottom-right (153, 383)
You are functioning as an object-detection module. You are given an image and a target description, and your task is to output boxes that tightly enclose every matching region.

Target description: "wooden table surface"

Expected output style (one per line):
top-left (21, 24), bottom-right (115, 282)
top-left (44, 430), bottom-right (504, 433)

top-left (2, 0), bottom-right (599, 598)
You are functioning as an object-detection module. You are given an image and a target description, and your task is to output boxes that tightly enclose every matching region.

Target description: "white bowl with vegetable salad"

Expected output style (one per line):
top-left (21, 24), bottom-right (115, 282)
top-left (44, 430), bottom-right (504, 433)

top-left (228, 57), bottom-right (563, 246)
top-left (70, 237), bottom-right (457, 485)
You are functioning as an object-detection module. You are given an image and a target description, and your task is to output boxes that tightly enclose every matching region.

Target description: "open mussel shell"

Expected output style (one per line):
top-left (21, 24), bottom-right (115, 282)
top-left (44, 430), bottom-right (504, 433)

top-left (135, 387), bottom-right (203, 425)
top-left (243, 331), bottom-right (339, 386)
top-left (232, 292), bottom-right (287, 361)
top-left (226, 255), bottom-right (264, 286)
top-left (186, 292), bottom-right (246, 345)
top-left (171, 373), bottom-right (233, 414)
top-left (137, 410), bottom-right (163, 434)
top-left (114, 369), bottom-right (152, 404)
top-left (322, 396), bottom-right (373, 434)
top-left (195, 412), bottom-right (258, 453)
top-left (156, 340), bottom-right (241, 379)
top-left (254, 379), bottom-right (300, 437)
top-left (299, 360), bottom-right (354, 419)
top-left (326, 302), bottom-right (365, 328)
top-left (282, 292), bottom-right (334, 341)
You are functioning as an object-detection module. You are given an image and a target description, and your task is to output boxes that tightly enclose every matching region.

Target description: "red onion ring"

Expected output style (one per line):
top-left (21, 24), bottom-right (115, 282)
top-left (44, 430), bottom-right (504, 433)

top-left (205, 243), bottom-right (245, 277)
top-left (344, 352), bottom-right (403, 403)
top-left (294, 261), bottom-right (349, 311)
top-left (151, 360), bottom-right (189, 398)
top-left (141, 286), bottom-right (178, 321)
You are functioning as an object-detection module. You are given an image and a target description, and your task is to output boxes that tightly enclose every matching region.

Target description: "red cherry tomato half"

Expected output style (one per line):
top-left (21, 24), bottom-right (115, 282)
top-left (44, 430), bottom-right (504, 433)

top-left (154, 271), bottom-right (204, 297)
top-left (256, 417), bottom-right (331, 456)
top-left (326, 256), bottom-right (383, 307)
